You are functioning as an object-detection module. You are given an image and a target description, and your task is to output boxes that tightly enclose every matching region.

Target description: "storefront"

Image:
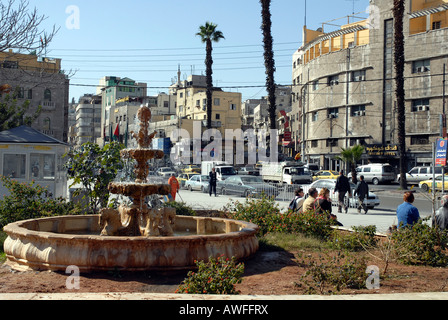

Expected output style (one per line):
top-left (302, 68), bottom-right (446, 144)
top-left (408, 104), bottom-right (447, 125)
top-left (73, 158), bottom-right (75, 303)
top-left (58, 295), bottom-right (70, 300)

top-left (0, 126), bottom-right (68, 199)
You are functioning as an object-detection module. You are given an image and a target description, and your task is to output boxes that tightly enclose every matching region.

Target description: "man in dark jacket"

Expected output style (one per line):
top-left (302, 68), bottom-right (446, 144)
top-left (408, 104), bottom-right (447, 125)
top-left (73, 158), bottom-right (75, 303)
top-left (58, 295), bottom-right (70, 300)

top-left (355, 175), bottom-right (369, 214)
top-left (334, 170), bottom-right (351, 213)
top-left (209, 167), bottom-right (217, 197)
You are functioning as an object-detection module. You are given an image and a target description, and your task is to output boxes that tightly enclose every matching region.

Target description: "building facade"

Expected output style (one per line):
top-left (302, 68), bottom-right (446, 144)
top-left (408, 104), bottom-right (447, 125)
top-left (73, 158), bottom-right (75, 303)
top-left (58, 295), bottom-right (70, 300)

top-left (75, 94), bottom-right (102, 146)
top-left (292, 0), bottom-right (448, 171)
top-left (0, 50), bottom-right (69, 142)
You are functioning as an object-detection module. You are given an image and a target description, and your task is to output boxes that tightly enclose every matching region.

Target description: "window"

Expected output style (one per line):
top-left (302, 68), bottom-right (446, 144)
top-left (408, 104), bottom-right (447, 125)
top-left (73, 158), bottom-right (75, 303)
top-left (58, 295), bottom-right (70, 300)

top-left (432, 21), bottom-right (441, 30)
top-left (43, 117), bottom-right (51, 131)
top-left (412, 99), bottom-right (430, 112)
top-left (312, 80), bottom-right (319, 91)
top-left (44, 89), bottom-right (51, 101)
top-left (3, 154), bottom-right (26, 179)
top-left (412, 59), bottom-right (430, 73)
top-left (216, 113), bottom-right (220, 120)
top-left (214, 98), bottom-right (220, 106)
top-left (351, 70), bottom-right (366, 82)
top-left (328, 75), bottom-right (339, 86)
top-left (326, 139), bottom-right (338, 147)
top-left (327, 108), bottom-right (339, 119)
top-left (411, 135), bottom-right (429, 145)
top-left (196, 100), bottom-right (200, 107)
top-left (312, 111), bottom-right (318, 122)
top-left (311, 140), bottom-right (318, 148)
top-left (27, 89), bottom-right (32, 99)
top-left (230, 104), bottom-right (236, 110)
top-left (30, 154), bottom-right (55, 180)
top-left (351, 105), bottom-right (366, 117)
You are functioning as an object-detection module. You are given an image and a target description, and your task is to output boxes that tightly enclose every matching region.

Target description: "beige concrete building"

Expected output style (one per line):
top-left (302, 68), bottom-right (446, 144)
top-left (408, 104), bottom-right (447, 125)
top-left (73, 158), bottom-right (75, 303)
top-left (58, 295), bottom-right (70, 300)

top-left (0, 50), bottom-right (69, 142)
top-left (292, 0), bottom-right (448, 171)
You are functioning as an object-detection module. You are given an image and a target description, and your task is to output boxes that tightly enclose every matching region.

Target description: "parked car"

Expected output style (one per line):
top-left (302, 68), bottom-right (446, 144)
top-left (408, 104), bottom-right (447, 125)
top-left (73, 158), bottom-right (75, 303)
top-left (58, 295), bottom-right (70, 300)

top-left (178, 173), bottom-right (196, 189)
top-left (217, 175), bottom-right (278, 198)
top-left (398, 166), bottom-right (445, 185)
top-left (349, 164), bottom-right (396, 185)
top-left (419, 175), bottom-right (448, 191)
top-left (309, 179), bottom-right (380, 209)
top-left (185, 174), bottom-right (210, 193)
top-left (313, 170), bottom-right (339, 181)
top-left (156, 167), bottom-right (176, 177)
top-left (237, 165), bottom-right (259, 176)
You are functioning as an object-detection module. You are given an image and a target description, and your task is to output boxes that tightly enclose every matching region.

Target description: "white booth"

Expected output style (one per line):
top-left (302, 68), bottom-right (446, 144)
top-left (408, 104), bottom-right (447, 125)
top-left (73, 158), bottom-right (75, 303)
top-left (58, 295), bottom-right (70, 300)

top-left (0, 126), bottom-right (68, 199)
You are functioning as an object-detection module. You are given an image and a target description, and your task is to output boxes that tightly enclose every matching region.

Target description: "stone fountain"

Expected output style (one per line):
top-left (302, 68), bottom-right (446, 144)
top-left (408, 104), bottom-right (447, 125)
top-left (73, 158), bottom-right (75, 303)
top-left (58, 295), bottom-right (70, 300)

top-left (101, 105), bottom-right (175, 237)
top-left (2, 105), bottom-right (259, 272)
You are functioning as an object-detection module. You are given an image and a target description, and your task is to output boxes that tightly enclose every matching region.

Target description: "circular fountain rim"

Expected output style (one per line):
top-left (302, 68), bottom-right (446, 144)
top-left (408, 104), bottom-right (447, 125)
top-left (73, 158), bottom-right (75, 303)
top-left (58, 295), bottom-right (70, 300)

top-left (3, 214), bottom-right (259, 241)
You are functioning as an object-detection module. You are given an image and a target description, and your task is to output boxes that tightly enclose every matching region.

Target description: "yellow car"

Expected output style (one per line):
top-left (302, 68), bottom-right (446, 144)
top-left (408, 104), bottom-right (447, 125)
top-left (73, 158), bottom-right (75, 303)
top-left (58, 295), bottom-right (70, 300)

top-left (178, 173), bottom-right (197, 189)
top-left (181, 165), bottom-right (201, 174)
top-left (313, 170), bottom-right (339, 181)
top-left (419, 175), bottom-right (448, 191)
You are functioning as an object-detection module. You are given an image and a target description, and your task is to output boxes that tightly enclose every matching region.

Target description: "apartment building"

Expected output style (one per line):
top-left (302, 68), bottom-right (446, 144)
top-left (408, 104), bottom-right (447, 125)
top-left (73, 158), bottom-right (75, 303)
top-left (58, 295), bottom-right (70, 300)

top-left (75, 94), bottom-right (102, 146)
top-left (0, 50), bottom-right (69, 142)
top-left (98, 76), bottom-right (147, 144)
top-left (292, 0), bottom-right (448, 171)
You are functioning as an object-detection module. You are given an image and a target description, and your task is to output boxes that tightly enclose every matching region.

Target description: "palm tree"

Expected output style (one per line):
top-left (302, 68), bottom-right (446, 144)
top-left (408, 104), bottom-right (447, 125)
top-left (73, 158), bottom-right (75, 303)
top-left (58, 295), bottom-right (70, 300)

top-left (336, 145), bottom-right (365, 184)
top-left (196, 22), bottom-right (225, 129)
top-left (393, 0), bottom-right (407, 190)
top-left (260, 0), bottom-right (277, 130)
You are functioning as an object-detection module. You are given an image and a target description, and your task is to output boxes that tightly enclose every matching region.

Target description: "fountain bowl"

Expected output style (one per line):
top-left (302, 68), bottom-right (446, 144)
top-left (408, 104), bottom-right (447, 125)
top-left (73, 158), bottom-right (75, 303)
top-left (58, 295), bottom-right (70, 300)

top-left (3, 214), bottom-right (259, 271)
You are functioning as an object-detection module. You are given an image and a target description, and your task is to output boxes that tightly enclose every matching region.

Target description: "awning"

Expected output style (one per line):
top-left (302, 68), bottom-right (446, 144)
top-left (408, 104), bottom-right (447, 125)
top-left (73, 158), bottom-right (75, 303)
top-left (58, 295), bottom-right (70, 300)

top-left (410, 4), bottom-right (448, 18)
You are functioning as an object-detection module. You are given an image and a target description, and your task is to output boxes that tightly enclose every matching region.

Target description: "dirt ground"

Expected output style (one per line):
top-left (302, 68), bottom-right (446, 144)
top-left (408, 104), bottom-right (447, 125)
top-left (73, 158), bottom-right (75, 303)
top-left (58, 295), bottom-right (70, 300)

top-left (1, 246), bottom-right (447, 296)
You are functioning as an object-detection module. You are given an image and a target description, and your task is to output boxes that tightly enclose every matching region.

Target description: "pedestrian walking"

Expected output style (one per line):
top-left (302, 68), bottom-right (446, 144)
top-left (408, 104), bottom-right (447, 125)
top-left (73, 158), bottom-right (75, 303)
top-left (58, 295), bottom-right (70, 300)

top-left (209, 167), bottom-right (217, 197)
top-left (334, 170), bottom-right (352, 213)
top-left (355, 175), bottom-right (369, 214)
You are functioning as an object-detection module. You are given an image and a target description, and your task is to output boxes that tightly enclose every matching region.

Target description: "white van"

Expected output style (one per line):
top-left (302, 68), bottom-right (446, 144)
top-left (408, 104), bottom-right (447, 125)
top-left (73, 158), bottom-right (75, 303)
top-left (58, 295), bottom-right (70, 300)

top-left (352, 164), bottom-right (396, 185)
top-left (397, 166), bottom-right (444, 185)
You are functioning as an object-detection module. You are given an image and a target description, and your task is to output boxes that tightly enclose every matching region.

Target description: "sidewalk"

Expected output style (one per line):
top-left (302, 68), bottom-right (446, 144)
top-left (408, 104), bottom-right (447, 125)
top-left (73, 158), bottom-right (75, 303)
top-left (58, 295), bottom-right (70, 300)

top-left (177, 190), bottom-right (398, 234)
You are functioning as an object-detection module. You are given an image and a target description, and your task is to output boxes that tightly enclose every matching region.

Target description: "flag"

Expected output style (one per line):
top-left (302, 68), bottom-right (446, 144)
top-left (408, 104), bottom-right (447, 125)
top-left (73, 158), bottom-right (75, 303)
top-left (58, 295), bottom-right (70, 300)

top-left (113, 123), bottom-right (119, 141)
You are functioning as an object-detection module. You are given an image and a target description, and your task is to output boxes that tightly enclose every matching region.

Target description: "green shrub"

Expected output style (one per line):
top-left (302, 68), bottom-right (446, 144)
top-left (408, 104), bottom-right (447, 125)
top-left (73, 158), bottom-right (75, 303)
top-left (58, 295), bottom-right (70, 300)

top-left (297, 250), bottom-right (367, 295)
top-left (391, 219), bottom-right (448, 267)
top-left (329, 225), bottom-right (378, 251)
top-left (176, 255), bottom-right (244, 295)
top-left (164, 201), bottom-right (196, 216)
top-left (224, 196), bottom-right (335, 239)
top-left (0, 175), bottom-right (82, 228)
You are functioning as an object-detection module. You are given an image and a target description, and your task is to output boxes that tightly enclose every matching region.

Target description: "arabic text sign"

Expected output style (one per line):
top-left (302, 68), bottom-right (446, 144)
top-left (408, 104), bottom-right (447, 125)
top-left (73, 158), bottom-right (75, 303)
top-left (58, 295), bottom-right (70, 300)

top-left (436, 138), bottom-right (448, 167)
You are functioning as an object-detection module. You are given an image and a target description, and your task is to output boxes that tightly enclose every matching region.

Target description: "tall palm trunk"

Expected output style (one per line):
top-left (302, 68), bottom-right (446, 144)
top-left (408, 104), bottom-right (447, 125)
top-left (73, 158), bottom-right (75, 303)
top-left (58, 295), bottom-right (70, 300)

top-left (394, 0), bottom-right (407, 189)
top-left (205, 38), bottom-right (213, 129)
top-left (260, 0), bottom-right (277, 130)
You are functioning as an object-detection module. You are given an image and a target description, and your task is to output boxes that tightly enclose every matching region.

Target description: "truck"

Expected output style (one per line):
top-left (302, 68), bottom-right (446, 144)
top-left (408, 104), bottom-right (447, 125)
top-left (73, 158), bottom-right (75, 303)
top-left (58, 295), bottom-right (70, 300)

top-left (261, 161), bottom-right (312, 184)
top-left (201, 161), bottom-right (237, 181)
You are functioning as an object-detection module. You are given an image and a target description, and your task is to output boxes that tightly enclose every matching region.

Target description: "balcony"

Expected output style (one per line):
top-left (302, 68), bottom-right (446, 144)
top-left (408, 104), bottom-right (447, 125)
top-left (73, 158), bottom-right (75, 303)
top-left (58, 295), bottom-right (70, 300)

top-left (41, 101), bottom-right (56, 111)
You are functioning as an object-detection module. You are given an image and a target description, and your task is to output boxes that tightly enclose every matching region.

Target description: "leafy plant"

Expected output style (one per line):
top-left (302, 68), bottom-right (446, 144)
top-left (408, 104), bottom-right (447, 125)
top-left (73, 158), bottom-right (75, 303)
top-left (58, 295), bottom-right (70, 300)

top-left (297, 250), bottom-right (367, 295)
top-left (176, 255), bottom-right (244, 295)
top-left (64, 142), bottom-right (124, 214)
top-left (0, 175), bottom-right (82, 228)
top-left (329, 225), bottom-right (378, 251)
top-left (391, 218), bottom-right (448, 267)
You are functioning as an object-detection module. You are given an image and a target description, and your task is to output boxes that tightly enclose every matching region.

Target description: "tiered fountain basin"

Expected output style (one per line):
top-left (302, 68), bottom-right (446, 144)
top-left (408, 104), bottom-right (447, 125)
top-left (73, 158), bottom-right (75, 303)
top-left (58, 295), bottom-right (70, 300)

top-left (3, 214), bottom-right (259, 271)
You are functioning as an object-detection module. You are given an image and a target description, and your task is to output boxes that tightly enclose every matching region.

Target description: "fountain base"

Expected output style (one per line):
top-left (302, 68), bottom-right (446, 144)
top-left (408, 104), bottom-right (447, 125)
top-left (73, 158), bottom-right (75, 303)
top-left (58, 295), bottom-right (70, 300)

top-left (3, 215), bottom-right (259, 271)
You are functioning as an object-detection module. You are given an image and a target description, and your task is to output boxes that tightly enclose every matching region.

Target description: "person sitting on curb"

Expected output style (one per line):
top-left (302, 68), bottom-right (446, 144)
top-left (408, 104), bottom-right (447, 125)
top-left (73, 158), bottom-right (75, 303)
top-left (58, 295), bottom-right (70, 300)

top-left (302, 187), bottom-right (318, 213)
top-left (434, 194), bottom-right (448, 231)
top-left (396, 191), bottom-right (420, 229)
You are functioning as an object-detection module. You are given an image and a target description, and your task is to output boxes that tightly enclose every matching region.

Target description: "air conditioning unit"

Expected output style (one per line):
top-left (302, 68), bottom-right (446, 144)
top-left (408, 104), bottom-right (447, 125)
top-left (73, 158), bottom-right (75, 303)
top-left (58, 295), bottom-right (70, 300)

top-left (328, 114), bottom-right (336, 119)
top-left (416, 105), bottom-right (429, 112)
top-left (359, 110), bottom-right (366, 116)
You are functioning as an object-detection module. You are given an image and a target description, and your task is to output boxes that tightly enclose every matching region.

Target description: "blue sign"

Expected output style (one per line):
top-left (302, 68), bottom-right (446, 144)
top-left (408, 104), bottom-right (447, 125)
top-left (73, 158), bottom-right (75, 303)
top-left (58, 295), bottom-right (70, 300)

top-left (436, 138), bottom-right (448, 167)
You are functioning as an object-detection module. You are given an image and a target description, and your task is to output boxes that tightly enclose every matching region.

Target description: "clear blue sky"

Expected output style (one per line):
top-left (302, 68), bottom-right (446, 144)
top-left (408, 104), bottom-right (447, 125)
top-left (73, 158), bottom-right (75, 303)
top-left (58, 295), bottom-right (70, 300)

top-left (36, 0), bottom-right (370, 102)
